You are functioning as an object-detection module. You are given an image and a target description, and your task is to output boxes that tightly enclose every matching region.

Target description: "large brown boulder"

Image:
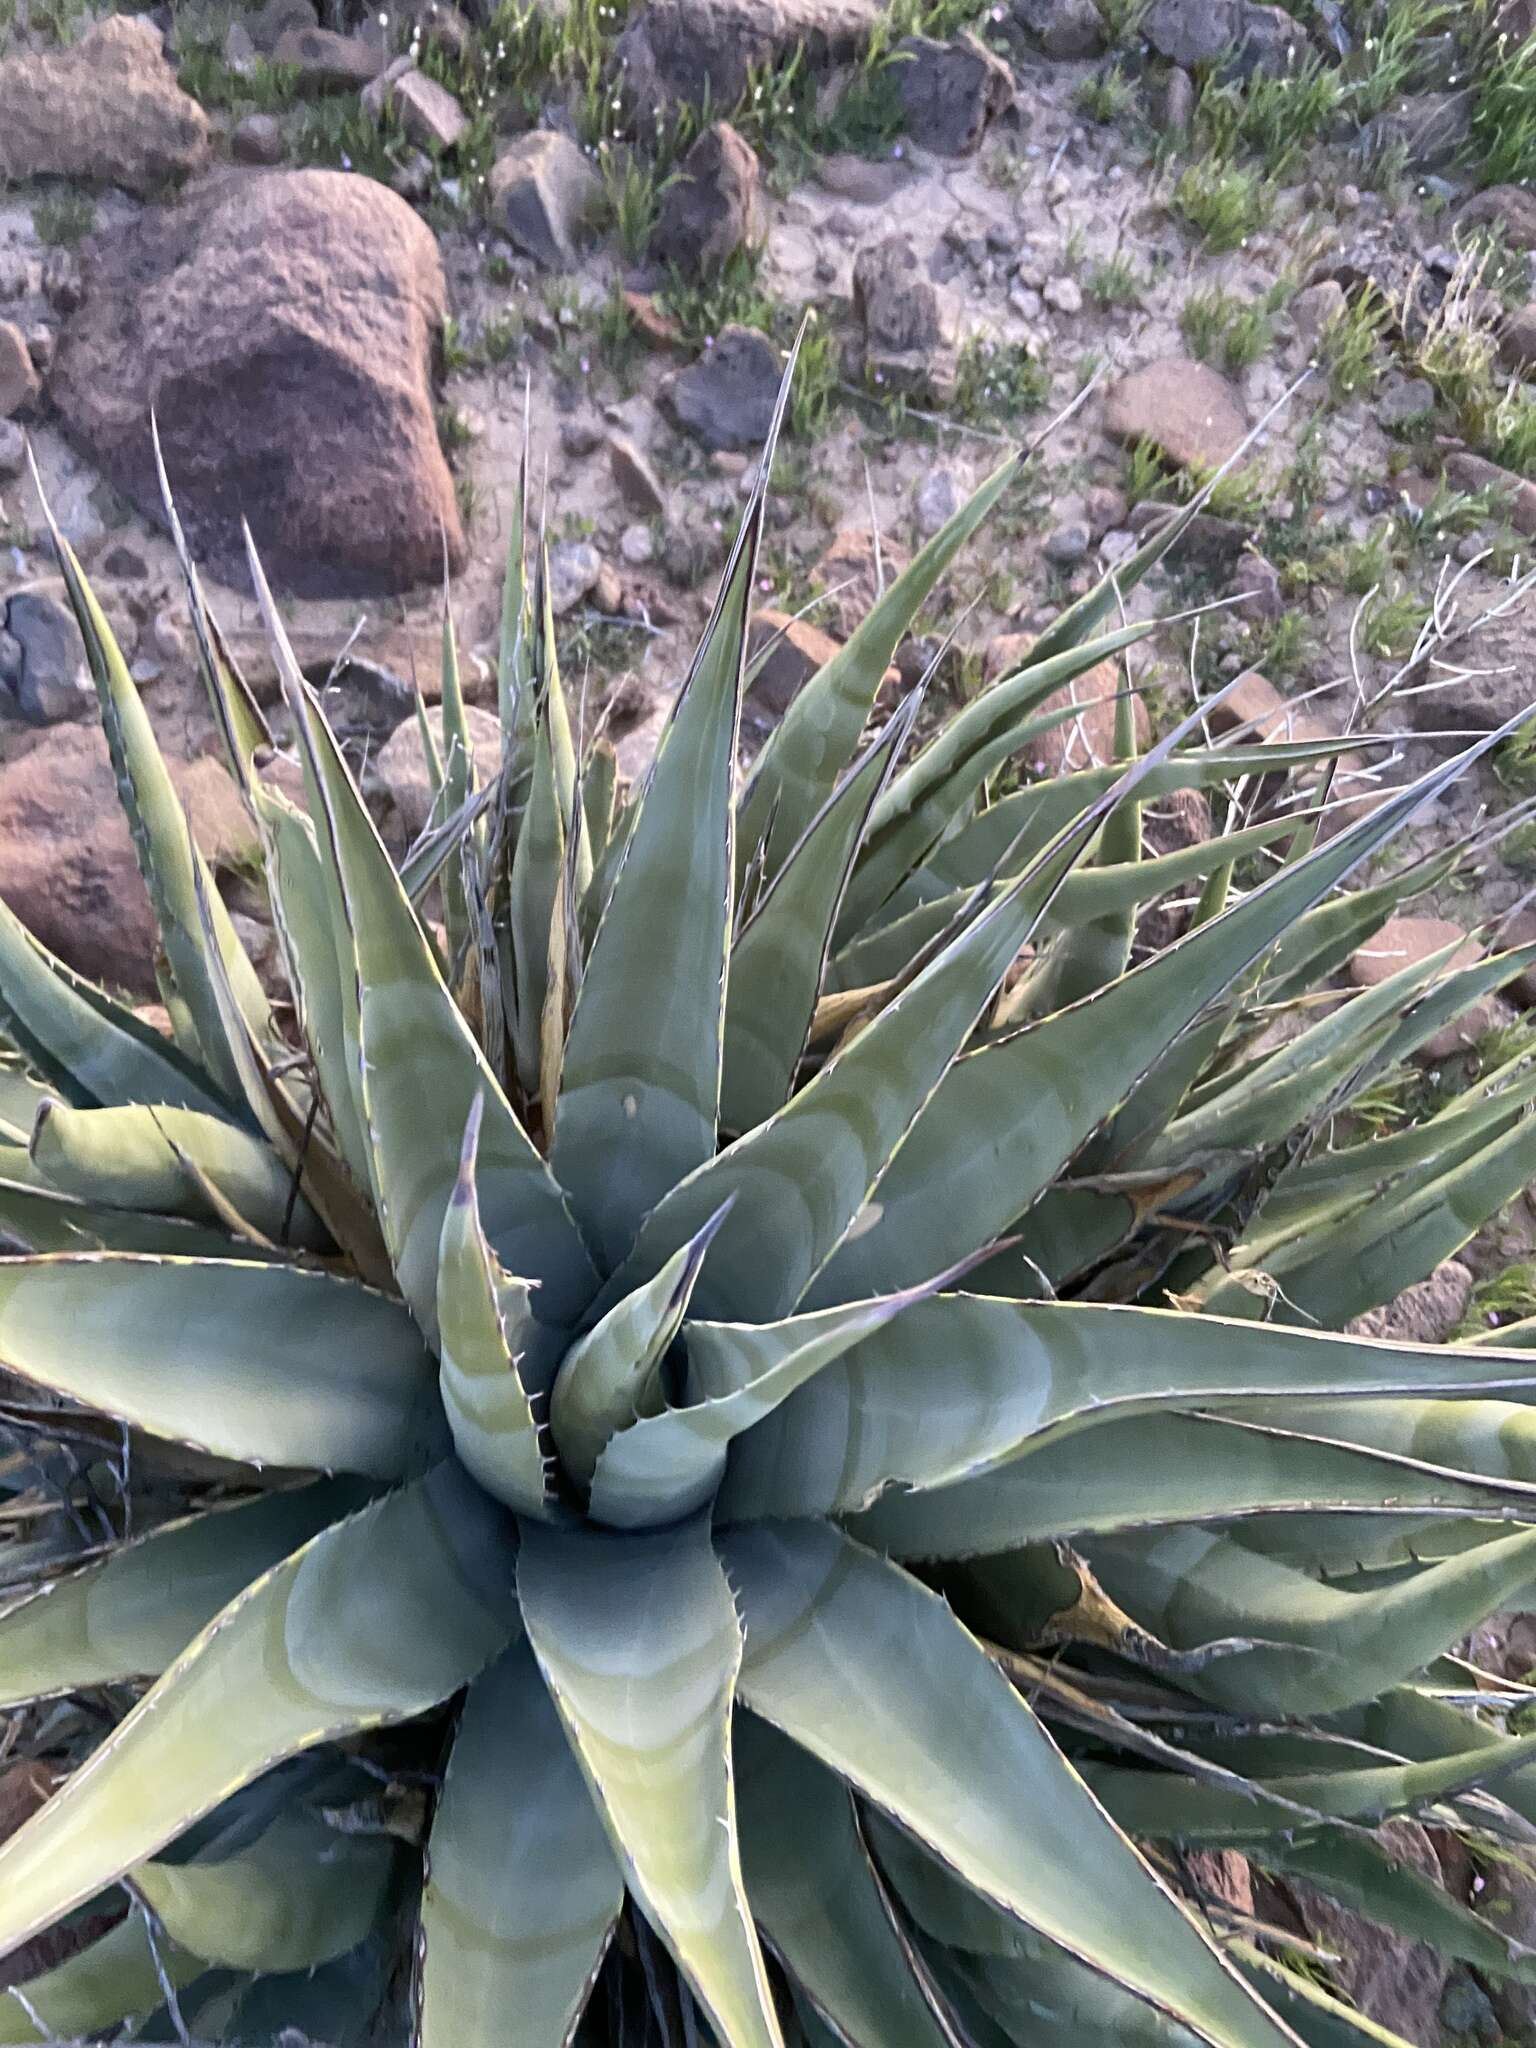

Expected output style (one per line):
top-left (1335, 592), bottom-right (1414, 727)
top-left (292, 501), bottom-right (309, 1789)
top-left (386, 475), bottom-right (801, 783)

top-left (51, 169), bottom-right (464, 598)
top-left (0, 15), bottom-right (209, 195)
top-left (0, 725), bottom-right (259, 996)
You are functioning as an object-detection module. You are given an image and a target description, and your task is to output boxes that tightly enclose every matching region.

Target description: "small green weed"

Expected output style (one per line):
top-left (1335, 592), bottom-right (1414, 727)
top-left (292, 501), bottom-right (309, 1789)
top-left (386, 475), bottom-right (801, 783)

top-left (1470, 27), bottom-right (1536, 186)
top-left (1087, 252), bottom-right (1143, 309)
top-left (1359, 586), bottom-right (1427, 658)
top-left (1319, 288), bottom-right (1389, 401)
top-left (659, 248), bottom-right (774, 346)
top-left (31, 186), bottom-right (94, 247)
top-left (1172, 159), bottom-right (1270, 251)
top-left (950, 337), bottom-right (1050, 426)
top-left (1075, 65), bottom-right (1138, 125)
top-left (1180, 286), bottom-right (1276, 373)
top-left (594, 143), bottom-right (669, 262)
top-left (788, 321), bottom-right (843, 439)
top-left (1456, 1261), bottom-right (1536, 1340)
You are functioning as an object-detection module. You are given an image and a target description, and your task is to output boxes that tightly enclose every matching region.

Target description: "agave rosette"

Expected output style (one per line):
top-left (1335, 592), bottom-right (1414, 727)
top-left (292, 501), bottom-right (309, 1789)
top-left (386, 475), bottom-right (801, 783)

top-left (4, 365), bottom-right (1536, 2047)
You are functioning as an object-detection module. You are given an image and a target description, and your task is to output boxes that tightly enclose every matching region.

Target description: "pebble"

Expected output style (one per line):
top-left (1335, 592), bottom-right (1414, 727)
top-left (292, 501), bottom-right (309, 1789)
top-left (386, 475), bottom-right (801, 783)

top-left (1043, 521), bottom-right (1091, 566)
top-left (915, 468), bottom-right (962, 538)
top-left (620, 522), bottom-right (655, 566)
top-left (1099, 528), bottom-right (1137, 566)
top-left (546, 538), bottom-right (602, 616)
top-left (1044, 275), bottom-right (1083, 315)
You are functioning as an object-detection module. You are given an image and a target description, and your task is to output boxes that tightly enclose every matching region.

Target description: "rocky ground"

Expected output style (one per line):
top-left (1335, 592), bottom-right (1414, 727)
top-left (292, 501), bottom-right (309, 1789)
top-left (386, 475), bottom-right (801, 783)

top-left (4, 0), bottom-right (1536, 2035)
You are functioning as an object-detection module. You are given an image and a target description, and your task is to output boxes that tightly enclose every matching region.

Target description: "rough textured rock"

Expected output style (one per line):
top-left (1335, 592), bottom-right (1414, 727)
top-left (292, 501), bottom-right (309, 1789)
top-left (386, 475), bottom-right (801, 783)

top-left (616, 0), bottom-right (884, 108)
top-left (245, 0), bottom-right (318, 50)
top-left (746, 609), bottom-right (839, 720)
top-left (1145, 0), bottom-right (1237, 65)
top-left (1204, 667), bottom-right (1325, 745)
top-left (662, 325), bottom-right (782, 450)
top-left (0, 726), bottom-right (259, 995)
top-left (607, 433), bottom-right (666, 518)
top-left (852, 234), bottom-right (958, 401)
top-left (650, 122), bottom-right (759, 278)
top-left (366, 58), bottom-right (469, 151)
top-left (0, 321), bottom-right (39, 420)
top-left (488, 131), bottom-right (599, 268)
top-left (51, 169), bottom-right (464, 599)
top-left (1365, 88), bottom-right (1472, 171)
top-left (986, 638), bottom-right (1149, 775)
top-left (1103, 357), bottom-right (1247, 472)
top-left (894, 33), bottom-right (1014, 156)
top-left (373, 703), bottom-right (503, 843)
top-left (0, 588), bottom-right (91, 726)
top-left (1349, 1261), bottom-right (1475, 1345)
top-left (0, 14), bottom-right (209, 195)
top-left (1009, 0), bottom-right (1105, 58)
top-left (230, 111), bottom-right (285, 164)
top-left (810, 525), bottom-right (912, 639)
top-left (272, 23), bottom-right (382, 89)
top-left (1292, 1822), bottom-right (1451, 2048)
top-left (1290, 278), bottom-right (1346, 347)
top-left (1348, 915), bottom-right (1504, 1061)
top-left (1500, 302), bottom-right (1536, 375)
top-left (1458, 184), bottom-right (1536, 252)
top-left (1443, 448), bottom-right (1536, 539)
top-left (547, 538), bottom-right (603, 615)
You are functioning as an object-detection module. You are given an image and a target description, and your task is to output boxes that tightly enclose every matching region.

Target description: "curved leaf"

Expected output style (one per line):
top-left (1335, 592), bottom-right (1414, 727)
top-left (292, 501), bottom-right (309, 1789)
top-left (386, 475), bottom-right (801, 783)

top-left (0, 1480), bottom-right (365, 1707)
top-left (0, 1465), bottom-right (519, 1961)
top-left (722, 1520), bottom-right (1298, 2048)
top-left (418, 1638), bottom-right (623, 2048)
top-left (0, 1254), bottom-right (438, 1474)
top-left (517, 1517), bottom-right (781, 2048)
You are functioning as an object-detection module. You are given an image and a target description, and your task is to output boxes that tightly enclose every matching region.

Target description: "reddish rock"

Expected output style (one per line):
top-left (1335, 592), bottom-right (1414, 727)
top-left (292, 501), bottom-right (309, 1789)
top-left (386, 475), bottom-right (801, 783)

top-left (811, 526), bottom-right (913, 640)
top-left (746, 609), bottom-right (840, 719)
top-left (0, 320), bottom-right (40, 419)
top-left (1348, 914), bottom-right (1505, 1061)
top-left (0, 15), bottom-right (209, 195)
top-left (622, 290), bottom-right (688, 352)
top-left (1205, 668), bottom-right (1322, 745)
top-left (986, 637), bottom-right (1150, 775)
top-left (0, 725), bottom-right (258, 995)
top-left (51, 169), bottom-right (464, 599)
top-left (1103, 357), bottom-right (1248, 472)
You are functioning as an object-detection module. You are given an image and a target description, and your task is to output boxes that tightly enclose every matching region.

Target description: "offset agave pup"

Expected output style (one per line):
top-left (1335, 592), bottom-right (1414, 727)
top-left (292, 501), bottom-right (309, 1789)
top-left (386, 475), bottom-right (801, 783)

top-left (7, 359), bottom-right (1536, 2048)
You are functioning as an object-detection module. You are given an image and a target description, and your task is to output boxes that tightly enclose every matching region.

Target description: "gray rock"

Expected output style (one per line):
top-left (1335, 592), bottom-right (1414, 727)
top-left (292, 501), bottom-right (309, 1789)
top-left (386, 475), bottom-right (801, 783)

top-left (230, 112), bottom-right (285, 165)
top-left (1009, 0), bottom-right (1105, 58)
top-left (1043, 520), bottom-right (1091, 565)
top-left (1044, 274), bottom-right (1082, 313)
top-left (1458, 183), bottom-right (1536, 252)
top-left (1290, 277), bottom-right (1345, 347)
top-left (246, 0), bottom-right (318, 52)
top-left (662, 325), bottom-right (781, 450)
top-left (894, 32), bottom-right (1013, 156)
top-left (0, 420), bottom-right (23, 480)
top-left (1153, 64), bottom-right (1196, 135)
top-left (1377, 374), bottom-right (1435, 427)
top-left (619, 521), bottom-right (655, 565)
top-left (367, 59), bottom-right (469, 152)
top-left (1501, 301), bottom-right (1536, 375)
top-left (607, 433), bottom-right (666, 518)
top-left (374, 702), bottom-right (503, 842)
top-left (272, 24), bottom-right (382, 91)
top-left (915, 468), bottom-right (962, 537)
top-left (0, 14), bottom-right (208, 195)
top-left (616, 0), bottom-right (885, 110)
top-left (3, 590), bottom-right (92, 725)
top-left (1226, 1), bottom-right (1310, 77)
top-left (547, 539), bottom-right (603, 615)
top-left (1145, 0), bottom-right (1233, 66)
top-left (650, 121), bottom-right (759, 278)
top-left (488, 130), bottom-right (599, 269)
top-left (310, 656), bottom-right (414, 739)
top-left (1363, 88), bottom-right (1472, 172)
top-left (852, 234), bottom-right (957, 401)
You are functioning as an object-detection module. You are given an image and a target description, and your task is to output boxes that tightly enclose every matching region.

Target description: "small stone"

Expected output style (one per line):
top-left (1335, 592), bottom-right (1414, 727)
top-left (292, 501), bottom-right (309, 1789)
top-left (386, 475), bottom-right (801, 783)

top-left (0, 319), bottom-right (41, 419)
top-left (1098, 527), bottom-right (1136, 565)
top-left (98, 541), bottom-right (150, 579)
top-left (619, 522), bottom-right (655, 566)
top-left (2, 588), bottom-right (91, 725)
top-left (272, 25), bottom-right (382, 91)
top-left (1445, 449), bottom-right (1536, 538)
top-left (1458, 184), bottom-right (1536, 253)
top-left (1010, 0), bottom-right (1105, 58)
top-left (151, 606), bottom-right (188, 665)
top-left (1203, 667), bottom-right (1316, 744)
top-left (380, 63), bottom-right (468, 152)
top-left (488, 130), bottom-right (599, 270)
top-left (230, 112), bottom-right (285, 165)
top-left (1043, 520), bottom-right (1091, 565)
top-left (561, 419), bottom-right (603, 457)
top-left (41, 249), bottom-right (82, 314)
top-left (374, 702), bottom-right (502, 842)
top-left (1500, 302), bottom-right (1536, 376)
top-left (1102, 357), bottom-right (1247, 472)
top-left (223, 19), bottom-right (259, 72)
top-left (893, 32), bottom-right (1013, 157)
top-left (1378, 374), bottom-right (1435, 428)
top-left (247, 0), bottom-right (318, 51)
top-left (1044, 275), bottom-right (1083, 315)
top-left (592, 562), bottom-right (623, 614)
top-left (547, 538), bottom-right (603, 615)
top-left (0, 420), bottom-right (23, 480)
top-left (852, 234), bottom-right (958, 402)
top-left (746, 608), bottom-right (840, 718)
top-left (915, 467), bottom-right (962, 538)
top-left (607, 432), bottom-right (666, 519)
top-left (25, 327), bottom-right (54, 373)
top-left (1154, 64), bottom-right (1196, 136)
top-left (1336, 182), bottom-right (1361, 210)
top-left (1349, 916), bottom-right (1500, 1061)
top-left (1290, 278), bottom-right (1346, 348)
top-left (1231, 550), bottom-right (1283, 621)
top-left (650, 121), bottom-right (759, 278)
top-left (662, 325), bottom-right (782, 452)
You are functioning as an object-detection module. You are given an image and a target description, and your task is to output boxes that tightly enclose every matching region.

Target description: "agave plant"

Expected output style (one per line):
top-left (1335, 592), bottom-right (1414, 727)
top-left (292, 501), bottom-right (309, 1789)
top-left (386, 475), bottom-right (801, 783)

top-left (5, 363), bottom-right (1536, 2048)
